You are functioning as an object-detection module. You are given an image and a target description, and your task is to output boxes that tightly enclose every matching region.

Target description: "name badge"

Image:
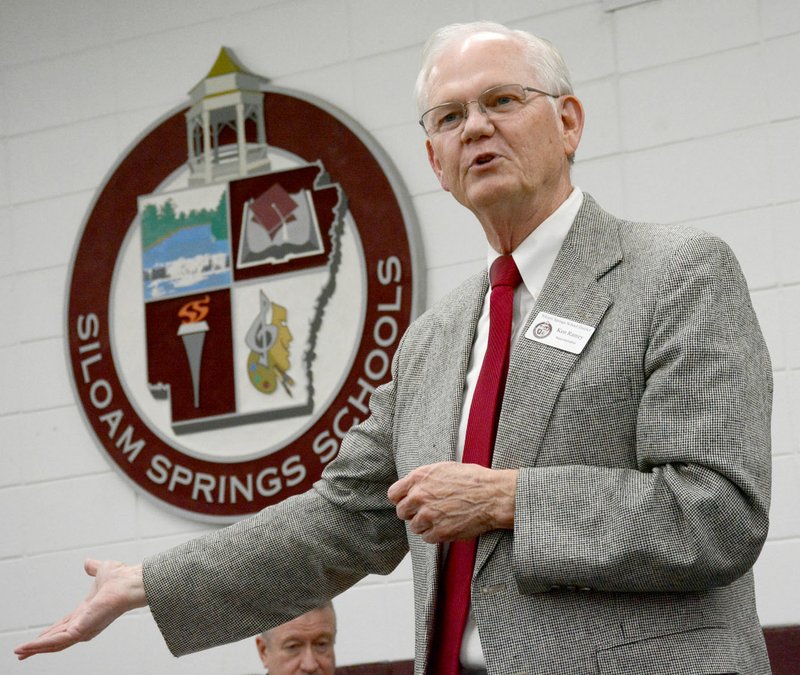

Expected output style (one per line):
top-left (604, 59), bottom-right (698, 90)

top-left (525, 311), bottom-right (595, 354)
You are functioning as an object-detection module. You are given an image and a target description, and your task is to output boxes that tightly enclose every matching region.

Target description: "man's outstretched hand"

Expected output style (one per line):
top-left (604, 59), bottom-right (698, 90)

top-left (14, 558), bottom-right (147, 660)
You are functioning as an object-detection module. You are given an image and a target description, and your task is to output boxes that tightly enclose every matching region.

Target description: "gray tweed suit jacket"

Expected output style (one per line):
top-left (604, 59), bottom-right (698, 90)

top-left (144, 195), bottom-right (773, 674)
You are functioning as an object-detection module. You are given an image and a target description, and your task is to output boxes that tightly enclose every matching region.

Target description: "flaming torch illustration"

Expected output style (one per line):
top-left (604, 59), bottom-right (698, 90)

top-left (177, 295), bottom-right (211, 408)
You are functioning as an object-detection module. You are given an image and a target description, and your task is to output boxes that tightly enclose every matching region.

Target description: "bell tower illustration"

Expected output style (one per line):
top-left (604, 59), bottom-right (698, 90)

top-left (186, 47), bottom-right (271, 185)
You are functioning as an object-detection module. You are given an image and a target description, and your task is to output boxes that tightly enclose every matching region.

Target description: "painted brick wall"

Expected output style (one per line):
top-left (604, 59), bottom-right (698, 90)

top-left (0, 1), bottom-right (798, 673)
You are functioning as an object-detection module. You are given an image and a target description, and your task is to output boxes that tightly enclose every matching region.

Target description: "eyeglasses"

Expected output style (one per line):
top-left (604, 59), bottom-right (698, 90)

top-left (419, 83), bottom-right (559, 136)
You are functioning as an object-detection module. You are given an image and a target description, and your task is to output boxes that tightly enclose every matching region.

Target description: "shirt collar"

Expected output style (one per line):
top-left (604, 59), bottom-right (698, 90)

top-left (487, 187), bottom-right (583, 296)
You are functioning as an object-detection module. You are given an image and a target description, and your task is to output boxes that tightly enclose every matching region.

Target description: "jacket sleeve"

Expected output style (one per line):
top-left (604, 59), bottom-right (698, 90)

top-left (512, 234), bottom-right (772, 594)
top-left (143, 344), bottom-right (408, 657)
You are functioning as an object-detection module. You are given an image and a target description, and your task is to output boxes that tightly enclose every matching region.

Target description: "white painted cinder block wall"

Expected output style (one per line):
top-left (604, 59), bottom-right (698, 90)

top-left (1, 0), bottom-right (798, 673)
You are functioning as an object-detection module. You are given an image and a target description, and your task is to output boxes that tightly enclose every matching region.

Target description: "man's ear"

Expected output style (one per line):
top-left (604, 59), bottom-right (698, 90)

top-left (559, 95), bottom-right (584, 159)
top-left (255, 635), bottom-right (270, 668)
top-left (426, 138), bottom-right (450, 192)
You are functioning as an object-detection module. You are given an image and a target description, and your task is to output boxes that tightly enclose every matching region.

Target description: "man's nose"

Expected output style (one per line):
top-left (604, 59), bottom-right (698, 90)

top-left (460, 100), bottom-right (494, 140)
top-left (299, 644), bottom-right (320, 673)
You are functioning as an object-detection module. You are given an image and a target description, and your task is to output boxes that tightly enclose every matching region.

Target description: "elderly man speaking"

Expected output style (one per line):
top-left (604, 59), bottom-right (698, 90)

top-left (16, 21), bottom-right (772, 675)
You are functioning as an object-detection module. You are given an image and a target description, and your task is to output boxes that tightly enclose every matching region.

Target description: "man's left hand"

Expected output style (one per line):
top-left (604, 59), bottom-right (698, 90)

top-left (387, 462), bottom-right (517, 543)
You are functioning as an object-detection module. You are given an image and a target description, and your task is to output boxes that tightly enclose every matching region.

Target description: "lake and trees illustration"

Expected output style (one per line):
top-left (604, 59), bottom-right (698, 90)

top-left (140, 185), bottom-right (232, 301)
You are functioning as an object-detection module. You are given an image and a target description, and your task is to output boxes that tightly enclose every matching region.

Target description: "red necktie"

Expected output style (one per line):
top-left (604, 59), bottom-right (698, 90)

top-left (429, 255), bottom-right (522, 675)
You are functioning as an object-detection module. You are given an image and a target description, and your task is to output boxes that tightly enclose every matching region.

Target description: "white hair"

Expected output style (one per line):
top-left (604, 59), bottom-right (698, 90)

top-left (259, 602), bottom-right (336, 645)
top-left (414, 21), bottom-right (574, 116)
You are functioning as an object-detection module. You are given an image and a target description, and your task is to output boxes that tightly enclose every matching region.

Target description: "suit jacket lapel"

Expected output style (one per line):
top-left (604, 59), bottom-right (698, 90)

top-left (419, 272), bottom-right (488, 468)
top-left (476, 194), bottom-right (623, 572)
top-left (416, 273), bottom-right (488, 620)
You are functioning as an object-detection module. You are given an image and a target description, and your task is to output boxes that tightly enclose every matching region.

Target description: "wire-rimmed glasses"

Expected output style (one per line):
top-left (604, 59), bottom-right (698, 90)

top-left (419, 83), bottom-right (559, 136)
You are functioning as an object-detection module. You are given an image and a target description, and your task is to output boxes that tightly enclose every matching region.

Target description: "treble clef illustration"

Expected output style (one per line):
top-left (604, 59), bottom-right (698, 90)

top-left (245, 291), bottom-right (277, 367)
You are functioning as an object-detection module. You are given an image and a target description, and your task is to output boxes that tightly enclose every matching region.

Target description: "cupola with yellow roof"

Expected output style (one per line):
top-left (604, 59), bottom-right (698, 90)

top-left (186, 47), bottom-right (271, 185)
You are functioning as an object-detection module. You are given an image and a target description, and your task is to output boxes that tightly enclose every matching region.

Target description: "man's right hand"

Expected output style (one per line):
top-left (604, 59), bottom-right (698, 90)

top-left (14, 558), bottom-right (148, 660)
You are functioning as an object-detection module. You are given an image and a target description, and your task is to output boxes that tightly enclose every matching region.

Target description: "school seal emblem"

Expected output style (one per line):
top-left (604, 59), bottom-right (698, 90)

top-left (67, 48), bottom-right (421, 521)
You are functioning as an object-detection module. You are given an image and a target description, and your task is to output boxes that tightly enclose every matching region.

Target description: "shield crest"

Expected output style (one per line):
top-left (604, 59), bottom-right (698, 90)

top-left (139, 163), bottom-right (344, 435)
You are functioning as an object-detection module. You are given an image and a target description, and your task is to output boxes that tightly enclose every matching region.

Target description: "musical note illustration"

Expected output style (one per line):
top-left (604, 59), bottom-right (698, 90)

top-left (245, 291), bottom-right (294, 396)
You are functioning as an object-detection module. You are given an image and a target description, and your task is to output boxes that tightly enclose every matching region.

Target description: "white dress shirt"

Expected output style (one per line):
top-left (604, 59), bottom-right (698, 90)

top-left (457, 187), bottom-right (584, 669)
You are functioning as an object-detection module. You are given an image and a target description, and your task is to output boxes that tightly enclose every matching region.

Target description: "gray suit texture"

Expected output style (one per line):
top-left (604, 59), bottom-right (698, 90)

top-left (143, 195), bottom-right (773, 674)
